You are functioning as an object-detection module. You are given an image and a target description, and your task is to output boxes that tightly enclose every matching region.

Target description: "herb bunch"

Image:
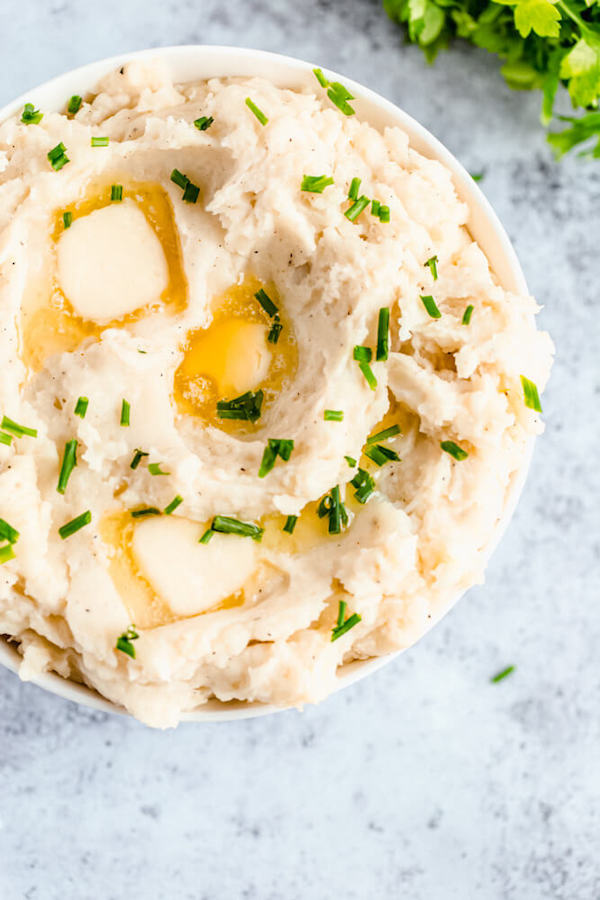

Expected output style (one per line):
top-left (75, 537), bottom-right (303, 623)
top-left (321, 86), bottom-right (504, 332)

top-left (384, 0), bottom-right (600, 158)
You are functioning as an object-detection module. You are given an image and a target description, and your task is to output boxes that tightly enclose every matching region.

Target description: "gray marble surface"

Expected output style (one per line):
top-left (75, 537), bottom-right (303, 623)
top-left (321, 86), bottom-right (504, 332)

top-left (0, 1), bottom-right (598, 898)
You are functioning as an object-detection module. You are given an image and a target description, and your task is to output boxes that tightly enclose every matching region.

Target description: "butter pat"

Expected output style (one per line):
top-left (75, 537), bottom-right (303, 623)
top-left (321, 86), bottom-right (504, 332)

top-left (57, 200), bottom-right (169, 323)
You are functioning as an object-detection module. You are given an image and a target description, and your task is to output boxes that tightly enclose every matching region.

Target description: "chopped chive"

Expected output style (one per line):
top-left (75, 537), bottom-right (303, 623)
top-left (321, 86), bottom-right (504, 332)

top-left (471, 172), bottom-right (484, 183)
top-left (148, 462), bottom-right (170, 476)
top-left (245, 97), bottom-right (268, 126)
top-left (199, 528), bottom-right (214, 544)
top-left (348, 177), bottom-right (361, 201)
top-left (58, 510), bottom-right (91, 539)
top-left (21, 103), bottom-right (43, 125)
top-left (371, 199), bottom-right (381, 216)
top-left (344, 455), bottom-right (357, 467)
top-left (1, 416), bottom-right (37, 438)
top-left (110, 184), bottom-right (123, 202)
top-left (376, 307), bottom-right (389, 361)
top-left (254, 288), bottom-right (278, 318)
top-left (521, 376), bottom-right (542, 413)
top-left (258, 438), bottom-right (295, 478)
top-left (462, 304), bottom-right (474, 325)
top-left (491, 665), bottom-right (515, 683)
top-left (0, 544), bottom-right (15, 565)
top-left (129, 449), bottom-right (148, 470)
top-left (211, 515), bottom-right (264, 541)
top-left (0, 518), bottom-right (19, 544)
top-left (425, 255), bottom-right (438, 280)
top-left (170, 169), bottom-right (188, 189)
top-left (62, 211), bottom-right (72, 229)
top-left (367, 425), bottom-right (401, 444)
top-left (131, 507), bottom-right (161, 518)
top-left (359, 361), bottom-right (377, 390)
top-left (313, 68), bottom-right (329, 88)
top-left (318, 485), bottom-right (348, 535)
top-left (420, 294), bottom-right (441, 319)
top-left (116, 626), bottom-right (139, 659)
top-left (74, 396), bottom-right (88, 418)
top-left (440, 440), bottom-right (469, 461)
top-left (217, 390), bottom-right (263, 423)
top-left (326, 82), bottom-right (355, 116)
top-left (56, 439), bottom-right (78, 495)
top-left (351, 467), bottom-right (375, 504)
top-left (91, 136), bottom-right (109, 147)
top-left (67, 95), bottom-right (82, 115)
top-left (194, 116), bottom-right (214, 131)
top-left (301, 174), bottom-right (334, 193)
top-left (182, 181), bottom-right (200, 203)
top-left (324, 409), bottom-right (344, 421)
top-left (336, 600), bottom-right (347, 628)
top-left (120, 400), bottom-right (130, 427)
top-left (267, 317), bottom-right (283, 344)
top-left (283, 514), bottom-right (298, 534)
top-left (353, 346), bottom-right (372, 363)
top-left (345, 195), bottom-right (370, 222)
top-left (164, 495), bottom-right (183, 515)
top-left (378, 205), bottom-right (390, 223)
top-left (0, 432), bottom-right (12, 447)
top-left (364, 443), bottom-right (399, 466)
top-left (47, 143), bottom-right (69, 171)
top-left (331, 610), bottom-right (361, 641)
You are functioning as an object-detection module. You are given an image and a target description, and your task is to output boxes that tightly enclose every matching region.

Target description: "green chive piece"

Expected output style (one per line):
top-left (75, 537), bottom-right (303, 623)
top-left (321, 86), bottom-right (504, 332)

top-left (351, 467), bottom-right (375, 503)
top-left (0, 432), bottom-right (12, 446)
top-left (0, 544), bottom-right (15, 565)
top-left (110, 184), bottom-right (123, 202)
top-left (21, 103), bottom-right (43, 125)
top-left (313, 68), bottom-right (329, 88)
top-left (170, 169), bottom-right (188, 189)
top-left (345, 195), bottom-right (370, 222)
top-left (116, 626), bottom-right (139, 659)
top-left (74, 396), bottom-right (88, 418)
top-left (255, 288), bottom-right (278, 317)
top-left (245, 97), bottom-right (268, 126)
top-left (1, 416), bottom-right (37, 438)
top-left (130, 449), bottom-right (148, 470)
top-left (378, 205), bottom-right (390, 223)
top-left (258, 438), bottom-right (294, 478)
top-left (317, 485), bottom-right (348, 535)
top-left (367, 425), bottom-right (401, 445)
top-left (199, 528), bottom-right (214, 544)
top-left (211, 515), bottom-right (264, 542)
top-left (194, 116), bottom-right (214, 131)
top-left (462, 304), bottom-right (474, 325)
top-left (440, 440), bottom-right (469, 461)
top-left (521, 376), bottom-right (543, 413)
top-left (301, 174), bottom-right (334, 193)
top-left (324, 410), bottom-right (344, 421)
top-left (58, 510), bottom-right (91, 540)
top-left (164, 495), bottom-right (183, 515)
top-left (353, 346), bottom-right (372, 363)
top-left (120, 400), bottom-right (130, 427)
top-left (331, 610), bottom-right (361, 641)
top-left (376, 307), bottom-right (389, 361)
top-left (471, 172), bottom-right (484, 183)
top-left (56, 439), bottom-right (78, 495)
top-left (267, 316), bottom-right (283, 344)
top-left (182, 181), bottom-right (200, 203)
top-left (217, 390), bottom-right (263, 423)
top-left (283, 514), bottom-right (298, 534)
top-left (363, 443), bottom-right (399, 466)
top-left (67, 95), bottom-right (82, 115)
top-left (420, 295), bottom-right (441, 319)
top-left (348, 178), bottom-right (361, 200)
top-left (131, 507), bottom-right (161, 518)
top-left (47, 143), bottom-right (69, 171)
top-left (359, 361), bottom-right (377, 390)
top-left (0, 518), bottom-right (19, 544)
top-left (62, 211), bottom-right (72, 229)
top-left (425, 255), bottom-right (438, 280)
top-left (336, 600), bottom-right (347, 628)
top-left (491, 665), bottom-right (515, 683)
top-left (344, 455), bottom-right (357, 467)
top-left (371, 199), bottom-right (381, 216)
top-left (91, 136), bottom-right (109, 147)
top-left (148, 462), bottom-right (170, 476)
top-left (326, 82), bottom-right (355, 116)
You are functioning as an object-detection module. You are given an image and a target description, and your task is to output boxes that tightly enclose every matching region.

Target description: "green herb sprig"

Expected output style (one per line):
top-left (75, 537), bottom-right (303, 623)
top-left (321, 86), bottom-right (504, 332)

top-left (258, 439), bottom-right (294, 478)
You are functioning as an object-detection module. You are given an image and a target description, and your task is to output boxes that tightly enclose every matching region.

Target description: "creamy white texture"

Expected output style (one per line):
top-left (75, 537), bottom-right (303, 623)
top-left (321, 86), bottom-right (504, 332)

top-left (0, 61), bottom-right (553, 727)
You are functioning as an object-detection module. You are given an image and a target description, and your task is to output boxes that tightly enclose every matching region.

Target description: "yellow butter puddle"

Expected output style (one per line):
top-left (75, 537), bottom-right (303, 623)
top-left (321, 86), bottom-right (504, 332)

top-left (19, 180), bottom-right (187, 372)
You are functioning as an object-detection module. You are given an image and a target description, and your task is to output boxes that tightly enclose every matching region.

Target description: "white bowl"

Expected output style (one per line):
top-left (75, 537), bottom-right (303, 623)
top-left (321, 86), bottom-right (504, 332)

top-left (0, 45), bottom-right (531, 722)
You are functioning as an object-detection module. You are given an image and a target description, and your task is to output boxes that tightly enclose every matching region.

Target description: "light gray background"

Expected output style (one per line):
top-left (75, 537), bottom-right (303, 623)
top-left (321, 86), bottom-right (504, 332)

top-left (0, 1), bottom-right (598, 898)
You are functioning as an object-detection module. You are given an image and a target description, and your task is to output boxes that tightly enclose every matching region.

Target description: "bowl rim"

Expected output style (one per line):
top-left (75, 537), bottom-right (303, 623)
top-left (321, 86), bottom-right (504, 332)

top-left (0, 44), bottom-right (532, 723)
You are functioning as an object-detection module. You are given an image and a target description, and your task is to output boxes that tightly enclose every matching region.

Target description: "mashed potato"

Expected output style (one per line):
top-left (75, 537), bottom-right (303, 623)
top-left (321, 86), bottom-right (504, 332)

top-left (0, 61), bottom-right (553, 726)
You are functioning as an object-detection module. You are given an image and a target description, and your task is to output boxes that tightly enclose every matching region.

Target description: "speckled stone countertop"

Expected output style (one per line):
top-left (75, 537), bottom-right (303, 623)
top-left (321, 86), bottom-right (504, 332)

top-left (0, 2), bottom-right (598, 898)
